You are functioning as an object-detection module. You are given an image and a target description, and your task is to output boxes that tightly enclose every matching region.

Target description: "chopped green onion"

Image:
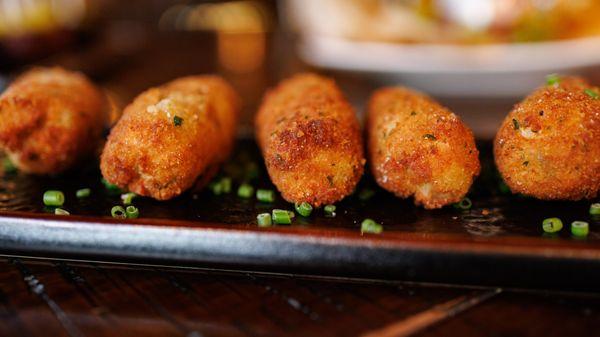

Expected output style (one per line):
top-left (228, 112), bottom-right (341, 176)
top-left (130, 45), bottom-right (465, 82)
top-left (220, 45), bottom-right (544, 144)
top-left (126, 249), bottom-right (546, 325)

top-left (571, 221), bottom-right (589, 237)
top-left (237, 183), bottom-right (254, 198)
top-left (209, 181), bottom-right (223, 195)
top-left (272, 209), bottom-right (291, 225)
top-left (542, 217), bottom-right (563, 233)
top-left (2, 158), bottom-right (16, 173)
top-left (111, 205), bottom-right (126, 219)
top-left (288, 211), bottom-right (295, 218)
top-left (173, 115), bottom-right (183, 126)
top-left (120, 192), bottom-right (137, 205)
top-left (295, 202), bottom-right (313, 217)
top-left (512, 119), bottom-right (520, 130)
top-left (256, 189), bottom-right (275, 203)
top-left (257, 213), bottom-right (272, 227)
top-left (54, 208), bottom-right (70, 215)
top-left (245, 162), bottom-right (259, 181)
top-left (220, 177), bottom-right (232, 194)
top-left (125, 205), bottom-right (139, 219)
top-left (361, 219), bottom-right (383, 234)
top-left (590, 203), bottom-right (600, 215)
top-left (358, 188), bottom-right (375, 201)
top-left (76, 188), bottom-right (91, 198)
top-left (545, 74), bottom-right (561, 86)
top-left (498, 180), bottom-right (511, 194)
top-left (101, 178), bottom-right (122, 194)
top-left (584, 89), bottom-right (599, 100)
top-left (324, 204), bottom-right (336, 217)
top-left (453, 197), bottom-right (472, 210)
top-left (43, 190), bottom-right (65, 206)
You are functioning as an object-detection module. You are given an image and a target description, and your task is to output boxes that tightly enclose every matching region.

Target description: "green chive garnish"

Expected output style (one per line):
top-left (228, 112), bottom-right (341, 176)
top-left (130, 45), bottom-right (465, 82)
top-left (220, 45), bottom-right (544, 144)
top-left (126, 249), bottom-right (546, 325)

top-left (423, 134), bottom-right (436, 140)
top-left (584, 89), bottom-right (599, 100)
top-left (76, 188), bottom-right (91, 198)
top-left (111, 205), bottom-right (126, 219)
top-left (43, 190), bottom-right (65, 206)
top-left (237, 183), bottom-right (254, 198)
top-left (453, 197), bottom-right (472, 210)
top-left (245, 162), bottom-right (259, 181)
top-left (256, 189), bottom-right (275, 203)
top-left (295, 202), bottom-right (313, 217)
top-left (125, 205), bottom-right (139, 219)
top-left (102, 178), bottom-right (122, 194)
top-left (498, 180), bottom-right (511, 194)
top-left (2, 158), bottom-right (16, 173)
top-left (324, 204), bottom-right (336, 217)
top-left (257, 213), bottom-right (272, 227)
top-left (545, 74), bottom-right (561, 86)
top-left (542, 217), bottom-right (563, 233)
top-left (571, 221), bottom-right (589, 237)
top-left (54, 208), bottom-right (70, 215)
top-left (209, 181), bottom-right (223, 195)
top-left (120, 192), bottom-right (137, 205)
top-left (272, 209), bottom-right (291, 225)
top-left (220, 177), bottom-right (232, 194)
top-left (358, 188), bottom-right (375, 201)
top-left (361, 219), bottom-right (383, 234)
top-left (512, 119), bottom-right (520, 130)
top-left (590, 203), bottom-right (600, 215)
top-left (173, 115), bottom-right (183, 126)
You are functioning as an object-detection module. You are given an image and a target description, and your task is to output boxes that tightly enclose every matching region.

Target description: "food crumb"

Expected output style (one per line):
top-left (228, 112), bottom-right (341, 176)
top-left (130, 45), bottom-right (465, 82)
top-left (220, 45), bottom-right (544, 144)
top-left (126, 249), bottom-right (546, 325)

top-left (481, 209), bottom-right (490, 216)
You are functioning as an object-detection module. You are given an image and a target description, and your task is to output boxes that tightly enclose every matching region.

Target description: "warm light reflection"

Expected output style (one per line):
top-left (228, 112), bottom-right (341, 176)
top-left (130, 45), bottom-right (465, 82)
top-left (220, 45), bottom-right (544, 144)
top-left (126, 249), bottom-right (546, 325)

top-left (159, 1), bottom-right (270, 73)
top-left (0, 0), bottom-right (86, 38)
top-left (284, 0), bottom-right (600, 43)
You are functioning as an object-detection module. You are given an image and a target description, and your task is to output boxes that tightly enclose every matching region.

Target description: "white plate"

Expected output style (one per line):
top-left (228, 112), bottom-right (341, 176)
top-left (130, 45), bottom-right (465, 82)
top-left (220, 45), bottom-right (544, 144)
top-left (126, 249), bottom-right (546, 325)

top-left (298, 35), bottom-right (600, 97)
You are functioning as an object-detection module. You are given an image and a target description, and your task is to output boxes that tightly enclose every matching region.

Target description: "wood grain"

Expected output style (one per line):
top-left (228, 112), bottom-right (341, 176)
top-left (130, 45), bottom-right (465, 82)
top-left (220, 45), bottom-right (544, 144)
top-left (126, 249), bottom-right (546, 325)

top-left (1, 257), bottom-right (600, 337)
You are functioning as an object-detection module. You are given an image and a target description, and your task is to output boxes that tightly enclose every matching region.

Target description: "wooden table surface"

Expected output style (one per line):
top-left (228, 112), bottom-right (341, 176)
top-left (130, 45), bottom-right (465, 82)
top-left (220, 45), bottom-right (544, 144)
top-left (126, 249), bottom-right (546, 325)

top-left (1, 256), bottom-right (600, 337)
top-left (1, 14), bottom-right (600, 337)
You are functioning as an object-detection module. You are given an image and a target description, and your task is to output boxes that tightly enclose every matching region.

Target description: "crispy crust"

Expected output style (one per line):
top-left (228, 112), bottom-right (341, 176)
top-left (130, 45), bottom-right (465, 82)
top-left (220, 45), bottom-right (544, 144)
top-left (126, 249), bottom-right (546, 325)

top-left (255, 73), bottom-right (365, 206)
top-left (494, 77), bottom-right (600, 200)
top-left (0, 67), bottom-right (107, 174)
top-left (366, 87), bottom-right (480, 209)
top-left (100, 75), bottom-right (240, 200)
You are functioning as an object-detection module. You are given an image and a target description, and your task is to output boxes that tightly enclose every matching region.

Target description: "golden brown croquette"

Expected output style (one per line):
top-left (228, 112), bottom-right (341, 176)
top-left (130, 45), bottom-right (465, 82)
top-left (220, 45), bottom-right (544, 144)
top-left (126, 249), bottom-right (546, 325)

top-left (0, 67), bottom-right (107, 174)
top-left (255, 73), bottom-right (365, 206)
top-left (100, 75), bottom-right (240, 200)
top-left (494, 76), bottom-right (600, 200)
top-left (366, 87), bottom-right (480, 209)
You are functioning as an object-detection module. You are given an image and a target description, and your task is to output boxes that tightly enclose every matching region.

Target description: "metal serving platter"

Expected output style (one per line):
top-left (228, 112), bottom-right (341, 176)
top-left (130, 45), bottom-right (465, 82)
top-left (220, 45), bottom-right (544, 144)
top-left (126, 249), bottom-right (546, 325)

top-left (0, 140), bottom-right (598, 290)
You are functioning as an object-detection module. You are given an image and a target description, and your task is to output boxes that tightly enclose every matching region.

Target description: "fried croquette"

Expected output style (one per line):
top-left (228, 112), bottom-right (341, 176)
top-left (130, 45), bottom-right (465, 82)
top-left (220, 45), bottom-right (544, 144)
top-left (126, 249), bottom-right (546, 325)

top-left (494, 76), bottom-right (600, 200)
top-left (366, 87), bottom-right (480, 209)
top-left (255, 73), bottom-right (365, 206)
top-left (100, 76), bottom-right (240, 200)
top-left (0, 67), bottom-right (107, 174)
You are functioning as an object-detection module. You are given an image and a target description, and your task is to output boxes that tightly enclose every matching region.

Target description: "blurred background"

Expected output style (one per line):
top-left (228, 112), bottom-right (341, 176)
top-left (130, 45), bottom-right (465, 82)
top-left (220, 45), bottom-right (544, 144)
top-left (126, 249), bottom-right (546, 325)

top-left (0, 0), bottom-right (599, 139)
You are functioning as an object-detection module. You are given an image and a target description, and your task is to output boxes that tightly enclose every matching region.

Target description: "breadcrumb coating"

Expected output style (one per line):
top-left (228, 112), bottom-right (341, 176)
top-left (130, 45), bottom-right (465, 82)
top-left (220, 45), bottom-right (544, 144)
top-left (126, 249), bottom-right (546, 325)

top-left (366, 87), bottom-right (480, 209)
top-left (255, 73), bottom-right (365, 206)
top-left (0, 67), bottom-right (107, 174)
top-left (494, 76), bottom-right (600, 200)
top-left (100, 75), bottom-right (240, 200)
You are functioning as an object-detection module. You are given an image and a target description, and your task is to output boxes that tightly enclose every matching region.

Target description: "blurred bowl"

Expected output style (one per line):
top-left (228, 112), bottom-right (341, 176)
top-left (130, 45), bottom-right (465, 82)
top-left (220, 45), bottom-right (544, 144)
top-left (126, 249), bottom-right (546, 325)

top-left (298, 35), bottom-right (600, 97)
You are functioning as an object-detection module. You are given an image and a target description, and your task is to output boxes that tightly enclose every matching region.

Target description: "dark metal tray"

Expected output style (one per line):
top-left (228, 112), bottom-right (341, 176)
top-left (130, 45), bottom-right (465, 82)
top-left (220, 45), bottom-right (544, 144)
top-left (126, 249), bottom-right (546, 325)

top-left (0, 140), bottom-right (598, 290)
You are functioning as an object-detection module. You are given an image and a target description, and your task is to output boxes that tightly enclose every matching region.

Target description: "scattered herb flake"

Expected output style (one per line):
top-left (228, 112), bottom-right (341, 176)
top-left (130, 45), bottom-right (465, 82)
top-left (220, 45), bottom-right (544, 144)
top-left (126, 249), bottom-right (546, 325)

top-left (512, 119), bottom-right (520, 130)
top-left (584, 89), bottom-right (599, 100)
top-left (423, 134), bottom-right (436, 140)
top-left (173, 115), bottom-right (183, 126)
top-left (545, 74), bottom-right (561, 86)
